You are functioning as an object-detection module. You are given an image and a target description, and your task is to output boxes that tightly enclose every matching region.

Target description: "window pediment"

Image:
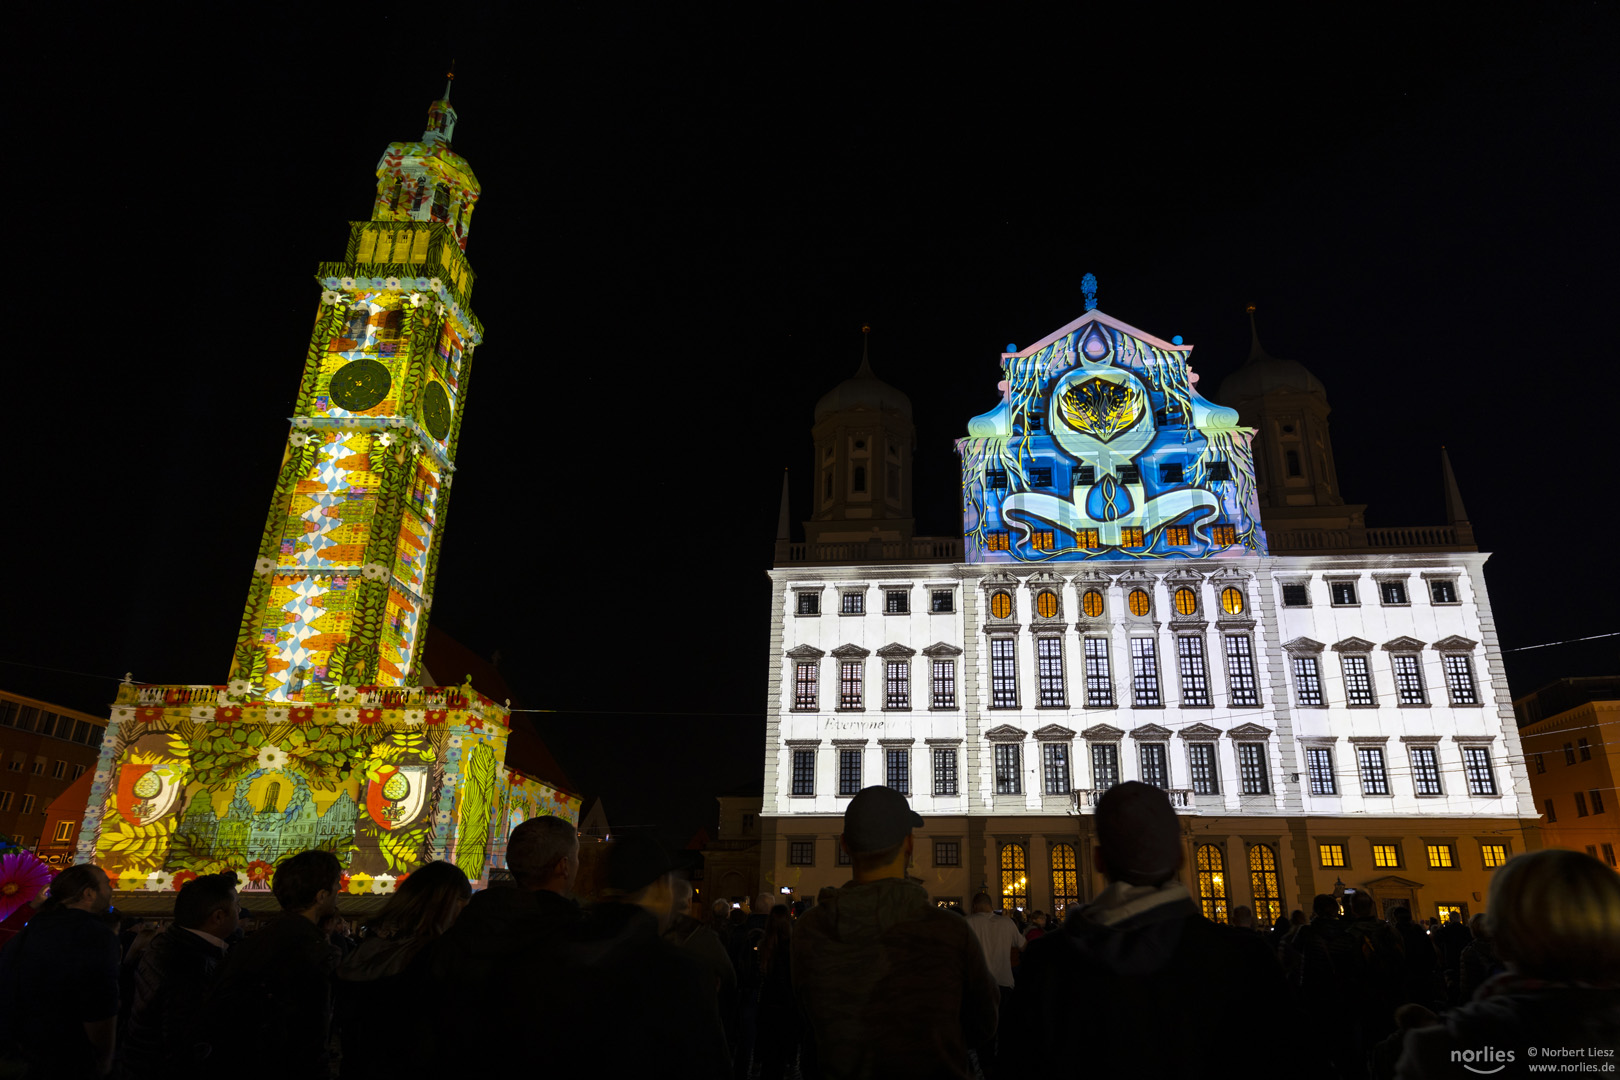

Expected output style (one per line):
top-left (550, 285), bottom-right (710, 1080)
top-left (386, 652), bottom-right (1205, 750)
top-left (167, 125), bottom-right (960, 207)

top-left (1072, 568), bottom-right (1112, 586)
top-left (785, 644), bottom-right (826, 660)
top-left (1178, 723), bottom-right (1222, 740)
top-left (1226, 723), bottom-right (1274, 740)
top-left (1431, 635), bottom-right (1477, 652)
top-left (1118, 568), bottom-right (1159, 587)
top-left (982, 570), bottom-right (1019, 588)
top-left (1383, 636), bottom-right (1427, 652)
top-left (1162, 567), bottom-right (1205, 585)
top-left (1081, 723), bottom-right (1125, 741)
top-left (830, 644), bottom-right (871, 659)
top-left (1210, 567), bottom-right (1253, 585)
top-left (1282, 637), bottom-right (1326, 655)
top-left (1129, 723), bottom-right (1172, 740)
top-left (1033, 723), bottom-right (1077, 740)
top-left (876, 642), bottom-right (917, 658)
top-left (1332, 637), bottom-right (1376, 653)
top-left (1362, 875), bottom-right (1426, 890)
top-left (921, 642), bottom-right (963, 658)
top-left (1024, 570), bottom-right (1066, 589)
top-left (984, 724), bottom-right (1027, 743)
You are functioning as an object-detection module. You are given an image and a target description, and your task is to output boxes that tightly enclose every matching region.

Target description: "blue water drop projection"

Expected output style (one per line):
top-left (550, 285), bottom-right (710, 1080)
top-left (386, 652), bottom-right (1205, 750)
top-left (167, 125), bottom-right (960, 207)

top-left (1172, 335), bottom-right (1183, 345)
top-left (1082, 323), bottom-right (1110, 361)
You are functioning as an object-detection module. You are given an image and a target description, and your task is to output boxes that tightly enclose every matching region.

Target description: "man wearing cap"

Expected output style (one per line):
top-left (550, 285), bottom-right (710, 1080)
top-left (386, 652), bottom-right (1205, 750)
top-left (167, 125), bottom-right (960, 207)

top-left (1004, 782), bottom-right (1307, 1075)
top-left (791, 786), bottom-right (998, 1079)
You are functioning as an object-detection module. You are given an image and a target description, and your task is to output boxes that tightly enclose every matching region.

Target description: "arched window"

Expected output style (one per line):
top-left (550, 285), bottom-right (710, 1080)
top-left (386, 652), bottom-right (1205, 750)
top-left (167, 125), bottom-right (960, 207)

top-left (259, 781), bottom-right (281, 814)
top-left (853, 465), bottom-right (867, 493)
top-left (1249, 843), bottom-right (1282, 925)
top-left (1082, 589), bottom-right (1104, 617)
top-left (388, 178), bottom-right (403, 213)
top-left (1221, 587), bottom-right (1245, 615)
top-left (1000, 843), bottom-right (1028, 910)
top-left (1051, 843), bottom-right (1079, 915)
top-left (1128, 589), bottom-right (1151, 616)
top-left (1036, 591), bottom-right (1059, 618)
top-left (1174, 587), bottom-right (1198, 615)
top-left (1195, 843), bottom-right (1228, 923)
top-left (990, 591), bottom-right (1012, 619)
top-left (343, 305), bottom-right (371, 344)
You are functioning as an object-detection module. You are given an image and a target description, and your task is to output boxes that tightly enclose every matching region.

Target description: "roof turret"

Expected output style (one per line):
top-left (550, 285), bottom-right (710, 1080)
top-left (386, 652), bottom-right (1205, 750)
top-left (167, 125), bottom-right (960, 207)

top-left (814, 327), bottom-right (913, 423)
top-left (1216, 306), bottom-right (1327, 404)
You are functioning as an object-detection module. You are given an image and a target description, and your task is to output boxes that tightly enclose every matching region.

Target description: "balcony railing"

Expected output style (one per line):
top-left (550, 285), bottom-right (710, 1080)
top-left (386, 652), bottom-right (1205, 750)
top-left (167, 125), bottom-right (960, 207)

top-left (1267, 523), bottom-right (1474, 554)
top-left (775, 536), bottom-right (964, 567)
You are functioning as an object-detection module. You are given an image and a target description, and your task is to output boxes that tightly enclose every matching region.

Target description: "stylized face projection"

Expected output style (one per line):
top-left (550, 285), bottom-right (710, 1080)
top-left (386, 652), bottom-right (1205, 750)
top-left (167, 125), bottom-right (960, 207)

top-left (1061, 378), bottom-right (1143, 442)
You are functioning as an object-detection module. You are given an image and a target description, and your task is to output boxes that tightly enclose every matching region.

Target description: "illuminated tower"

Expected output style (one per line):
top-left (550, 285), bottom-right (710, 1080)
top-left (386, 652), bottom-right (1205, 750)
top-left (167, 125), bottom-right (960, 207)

top-left (229, 89), bottom-right (484, 701)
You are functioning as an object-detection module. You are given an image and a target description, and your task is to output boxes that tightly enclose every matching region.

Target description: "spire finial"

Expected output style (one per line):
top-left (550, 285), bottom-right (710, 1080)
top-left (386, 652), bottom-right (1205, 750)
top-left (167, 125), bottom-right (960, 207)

top-left (443, 59), bottom-right (456, 102)
top-left (777, 468), bottom-right (792, 541)
top-left (1245, 303), bottom-right (1270, 365)
top-left (858, 324), bottom-right (872, 376)
top-left (1082, 273), bottom-right (1099, 311)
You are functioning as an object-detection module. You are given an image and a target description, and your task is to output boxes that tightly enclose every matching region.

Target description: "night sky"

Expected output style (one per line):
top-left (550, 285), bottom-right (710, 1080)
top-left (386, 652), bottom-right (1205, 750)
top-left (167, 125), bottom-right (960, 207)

top-left (9, 5), bottom-right (1616, 846)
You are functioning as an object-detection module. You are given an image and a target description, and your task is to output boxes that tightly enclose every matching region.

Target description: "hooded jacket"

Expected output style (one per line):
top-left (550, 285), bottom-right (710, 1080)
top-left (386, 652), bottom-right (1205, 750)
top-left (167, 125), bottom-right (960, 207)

top-left (790, 876), bottom-right (998, 1080)
top-left (1397, 976), bottom-right (1620, 1079)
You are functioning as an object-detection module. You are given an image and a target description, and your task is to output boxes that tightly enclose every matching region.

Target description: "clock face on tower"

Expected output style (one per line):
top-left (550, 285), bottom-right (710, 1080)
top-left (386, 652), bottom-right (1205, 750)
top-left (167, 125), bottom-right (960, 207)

top-left (422, 381), bottom-right (452, 441)
top-left (330, 358), bottom-right (392, 412)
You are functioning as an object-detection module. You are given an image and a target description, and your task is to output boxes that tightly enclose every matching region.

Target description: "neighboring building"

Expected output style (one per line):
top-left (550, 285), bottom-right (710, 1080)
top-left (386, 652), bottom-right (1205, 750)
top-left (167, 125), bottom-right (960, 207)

top-left (0, 692), bottom-right (106, 852)
top-left (701, 786), bottom-right (764, 904)
top-left (1517, 678), bottom-right (1620, 870)
top-left (77, 91), bottom-right (579, 902)
top-left (763, 294), bottom-right (1538, 925)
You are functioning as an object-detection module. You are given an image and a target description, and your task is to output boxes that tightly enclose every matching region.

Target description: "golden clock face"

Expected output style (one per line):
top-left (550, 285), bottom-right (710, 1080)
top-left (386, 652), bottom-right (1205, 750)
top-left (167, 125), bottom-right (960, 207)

top-left (422, 381), bottom-right (452, 441)
top-left (330, 359), bottom-right (391, 412)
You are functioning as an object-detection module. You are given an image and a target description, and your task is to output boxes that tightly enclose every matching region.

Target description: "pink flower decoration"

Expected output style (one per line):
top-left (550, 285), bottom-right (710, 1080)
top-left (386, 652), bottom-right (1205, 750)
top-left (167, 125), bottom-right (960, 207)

top-left (0, 853), bottom-right (54, 923)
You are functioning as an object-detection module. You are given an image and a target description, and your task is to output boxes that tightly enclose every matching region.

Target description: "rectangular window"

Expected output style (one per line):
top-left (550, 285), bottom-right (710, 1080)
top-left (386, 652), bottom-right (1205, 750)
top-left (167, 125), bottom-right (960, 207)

top-left (1306, 747), bottom-right (1337, 795)
top-left (1091, 743), bottom-right (1119, 791)
top-left (884, 590), bottom-right (909, 614)
top-left (0, 792), bottom-right (10, 811)
top-left (1188, 743), bottom-right (1219, 795)
top-left (1565, 742), bottom-right (1576, 764)
top-left (789, 840), bottom-right (815, 866)
top-left (29, 761), bottom-right (43, 776)
top-left (1411, 747), bottom-right (1443, 795)
top-left (1139, 743), bottom-right (1168, 789)
top-left (986, 532), bottom-right (1010, 551)
top-left (1427, 844), bottom-right (1455, 869)
top-left (836, 845), bottom-right (852, 866)
top-left (1292, 655), bottom-right (1324, 706)
top-left (839, 662), bottom-right (863, 710)
top-left (1084, 638), bottom-right (1114, 707)
top-left (1224, 635), bottom-right (1260, 707)
top-left (934, 841), bottom-right (960, 866)
top-left (1238, 743), bottom-right (1270, 795)
top-left (4, 761), bottom-right (17, 772)
top-left (1575, 791), bottom-right (1589, 817)
top-left (1373, 843), bottom-right (1401, 868)
top-left (1031, 530), bottom-right (1055, 551)
top-left (794, 663), bottom-right (818, 710)
top-left (1281, 584), bottom-right (1309, 607)
top-left (71, 764), bottom-right (85, 781)
top-left (1165, 526), bottom-right (1190, 546)
top-left (1342, 654), bottom-right (1375, 706)
top-left (932, 660), bottom-right (957, 709)
top-left (1603, 844), bottom-right (1617, 868)
top-left (1593, 789), bottom-right (1606, 815)
top-left (838, 749), bottom-right (862, 795)
top-left (15, 707), bottom-right (37, 732)
top-left (52, 821), bottom-right (73, 842)
top-left (1380, 580), bottom-right (1408, 604)
top-left (1286, 449), bottom-right (1302, 476)
top-left (886, 749), bottom-right (910, 795)
top-left (791, 750), bottom-right (815, 796)
top-left (933, 747), bottom-right (958, 795)
top-left (986, 469), bottom-right (1008, 489)
top-left (1545, 798), bottom-right (1556, 822)
top-left (1211, 524), bottom-right (1237, 546)
top-left (0, 701), bottom-right (14, 726)
top-left (19, 794), bottom-right (34, 815)
top-left (1579, 738), bottom-right (1591, 761)
top-left (796, 592), bottom-right (819, 615)
top-left (1319, 843), bottom-right (1346, 868)
top-left (35, 714), bottom-right (57, 738)
top-left (1037, 637), bottom-right (1066, 708)
top-left (1131, 638), bottom-right (1161, 707)
top-left (51, 761), bottom-right (65, 780)
top-left (1535, 752), bottom-right (1545, 774)
top-left (1075, 465), bottom-right (1096, 485)
top-left (1028, 466), bottom-right (1052, 485)
top-left (930, 589), bottom-right (954, 613)
top-left (841, 592), bottom-right (864, 615)
top-left (1043, 744), bottom-right (1071, 795)
top-left (1119, 465), bottom-right (1141, 484)
top-left (1430, 579), bottom-right (1458, 603)
top-left (1120, 526), bottom-right (1145, 547)
top-left (1160, 463), bottom-right (1184, 483)
top-left (1177, 636), bottom-right (1210, 706)
top-left (1393, 654), bottom-right (1427, 705)
top-left (991, 639), bottom-right (1017, 708)
top-left (994, 743), bottom-right (1022, 795)
top-left (1330, 581), bottom-right (1358, 606)
top-left (1464, 747), bottom-right (1497, 795)
top-left (1358, 747), bottom-right (1390, 795)
top-left (1207, 461), bottom-right (1232, 481)
top-left (1076, 528), bottom-right (1100, 548)
top-left (1444, 655), bottom-right (1479, 705)
top-left (1481, 844), bottom-right (1508, 868)
top-left (885, 661), bottom-right (910, 710)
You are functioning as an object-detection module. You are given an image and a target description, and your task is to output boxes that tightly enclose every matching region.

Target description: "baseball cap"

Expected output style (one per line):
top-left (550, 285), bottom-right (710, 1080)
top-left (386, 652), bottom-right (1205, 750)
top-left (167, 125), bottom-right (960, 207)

top-left (1093, 781), bottom-right (1183, 886)
top-left (842, 786), bottom-right (924, 854)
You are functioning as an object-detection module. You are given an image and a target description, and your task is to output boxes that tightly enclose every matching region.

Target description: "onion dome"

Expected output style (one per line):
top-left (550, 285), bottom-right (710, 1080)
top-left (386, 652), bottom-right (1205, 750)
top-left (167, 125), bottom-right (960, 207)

top-left (814, 327), bottom-right (913, 423)
top-left (1216, 306), bottom-right (1327, 404)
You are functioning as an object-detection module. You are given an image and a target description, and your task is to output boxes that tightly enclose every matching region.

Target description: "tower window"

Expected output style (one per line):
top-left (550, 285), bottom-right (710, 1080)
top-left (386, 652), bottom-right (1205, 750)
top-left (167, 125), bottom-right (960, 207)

top-left (1075, 465), bottom-right (1096, 485)
top-left (1031, 531), bottom-right (1055, 551)
top-left (1207, 461), bottom-right (1231, 481)
top-left (1029, 466), bottom-right (1052, 486)
top-left (1121, 527), bottom-right (1145, 548)
top-left (1166, 526), bottom-right (1190, 546)
top-left (432, 183), bottom-right (451, 221)
top-left (1076, 529), bottom-right (1100, 548)
top-left (1159, 463), bottom-right (1183, 483)
top-left (1211, 524), bottom-right (1237, 546)
top-left (1118, 465), bottom-right (1141, 484)
top-left (986, 470), bottom-right (1008, 489)
top-left (1286, 450), bottom-right (1302, 477)
top-left (853, 466), bottom-right (867, 493)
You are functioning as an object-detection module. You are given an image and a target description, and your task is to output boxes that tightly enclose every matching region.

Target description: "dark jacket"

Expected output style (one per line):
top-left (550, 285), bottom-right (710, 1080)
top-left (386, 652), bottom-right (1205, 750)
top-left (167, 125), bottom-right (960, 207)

top-left (120, 924), bottom-right (226, 1077)
top-left (1007, 880), bottom-right (1312, 1079)
top-left (1458, 938), bottom-right (1502, 1001)
top-left (1397, 977), bottom-right (1620, 1079)
top-left (205, 913), bottom-right (339, 1079)
top-left (790, 876), bottom-right (998, 1080)
top-left (0, 906), bottom-right (120, 1080)
top-left (334, 930), bottom-right (436, 1080)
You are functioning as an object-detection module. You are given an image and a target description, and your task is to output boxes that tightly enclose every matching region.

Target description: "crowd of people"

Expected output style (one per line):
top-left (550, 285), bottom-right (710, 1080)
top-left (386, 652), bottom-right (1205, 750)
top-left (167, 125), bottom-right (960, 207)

top-left (0, 783), bottom-right (1616, 1079)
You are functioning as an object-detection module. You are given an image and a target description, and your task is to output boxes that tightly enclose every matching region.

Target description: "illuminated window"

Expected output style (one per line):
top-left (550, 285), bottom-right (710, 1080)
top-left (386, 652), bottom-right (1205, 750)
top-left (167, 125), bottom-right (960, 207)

top-left (990, 591), bottom-right (1013, 619)
top-left (1393, 654), bottom-right (1427, 705)
top-left (1188, 743), bottom-right (1218, 795)
top-left (930, 590), bottom-right (954, 613)
top-left (991, 639), bottom-right (1017, 708)
top-left (839, 662), bottom-right (863, 709)
top-left (1001, 843), bottom-right (1028, 909)
top-left (885, 661), bottom-right (910, 710)
top-left (791, 750), bottom-right (815, 796)
top-left (1195, 844), bottom-right (1228, 923)
top-left (794, 664), bottom-right (818, 710)
top-left (885, 590), bottom-right (909, 614)
top-left (1430, 579), bottom-right (1459, 604)
top-left (886, 749), bottom-right (910, 795)
top-left (1160, 463), bottom-right (1184, 483)
top-left (839, 749), bottom-right (862, 795)
top-left (1292, 656), bottom-right (1324, 706)
top-left (1128, 589), bottom-right (1151, 616)
top-left (1342, 654), bottom-right (1375, 706)
top-left (987, 532), bottom-right (1009, 551)
top-left (1174, 587), bottom-right (1198, 615)
top-left (1411, 747), bottom-right (1443, 795)
top-left (1330, 581), bottom-right (1358, 606)
top-left (1081, 589), bottom-right (1104, 617)
top-left (1032, 531), bottom-right (1055, 551)
top-left (1306, 748), bottom-right (1337, 795)
top-left (1219, 587), bottom-right (1245, 615)
top-left (1075, 465), bottom-right (1096, 485)
top-left (1238, 743), bottom-right (1270, 795)
top-left (1084, 638), bottom-right (1114, 707)
top-left (1380, 580), bottom-right (1408, 605)
top-left (1037, 638), bottom-right (1065, 708)
top-left (1444, 654), bottom-right (1479, 705)
top-left (932, 660), bottom-right (957, 709)
top-left (1076, 528), bottom-right (1100, 548)
top-left (1036, 591), bottom-right (1059, 618)
top-left (1212, 524), bottom-right (1237, 546)
top-left (1427, 844), bottom-right (1455, 869)
top-left (1249, 844), bottom-right (1282, 923)
top-left (1358, 747), bottom-right (1391, 795)
top-left (1177, 636), bottom-right (1211, 706)
top-left (1319, 843), bottom-right (1346, 868)
top-left (1207, 461), bottom-right (1231, 481)
top-left (1481, 844), bottom-right (1508, 869)
top-left (1121, 527), bottom-right (1145, 547)
top-left (52, 821), bottom-right (74, 842)
top-left (1139, 743), bottom-right (1168, 789)
top-left (1224, 635), bottom-right (1260, 707)
top-left (1091, 743), bottom-right (1119, 790)
top-left (1051, 844), bottom-right (1079, 914)
top-left (994, 744), bottom-right (1022, 794)
top-left (933, 747), bottom-right (958, 795)
top-left (1131, 639), bottom-right (1161, 707)
top-left (1166, 526), bottom-right (1190, 546)
top-left (935, 840), bottom-right (960, 866)
top-left (841, 592), bottom-right (864, 615)
top-left (789, 840), bottom-right (814, 866)
top-left (1281, 584), bottom-right (1308, 607)
top-left (1373, 843), bottom-right (1401, 868)
top-left (1042, 743), bottom-right (1071, 794)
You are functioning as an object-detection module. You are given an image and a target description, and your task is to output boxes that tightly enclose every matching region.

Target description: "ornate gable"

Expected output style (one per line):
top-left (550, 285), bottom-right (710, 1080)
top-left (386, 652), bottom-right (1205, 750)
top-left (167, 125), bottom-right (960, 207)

top-left (1282, 637), bottom-right (1326, 655)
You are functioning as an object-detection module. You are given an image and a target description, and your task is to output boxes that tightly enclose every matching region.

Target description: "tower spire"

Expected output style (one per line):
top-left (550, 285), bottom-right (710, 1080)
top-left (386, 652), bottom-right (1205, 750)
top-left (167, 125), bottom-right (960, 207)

top-left (857, 323), bottom-right (873, 377)
top-left (1245, 303), bottom-right (1271, 365)
top-left (777, 469), bottom-right (792, 541)
top-left (443, 60), bottom-right (455, 102)
top-left (1441, 447), bottom-right (1471, 525)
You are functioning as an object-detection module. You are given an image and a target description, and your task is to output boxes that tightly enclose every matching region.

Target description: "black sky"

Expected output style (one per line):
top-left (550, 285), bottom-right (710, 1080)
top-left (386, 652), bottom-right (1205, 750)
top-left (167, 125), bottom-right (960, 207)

top-left (8, 4), bottom-right (1617, 846)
